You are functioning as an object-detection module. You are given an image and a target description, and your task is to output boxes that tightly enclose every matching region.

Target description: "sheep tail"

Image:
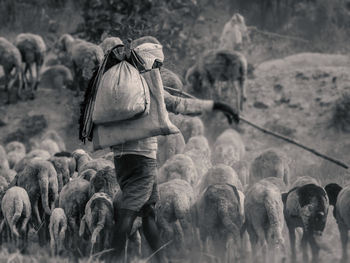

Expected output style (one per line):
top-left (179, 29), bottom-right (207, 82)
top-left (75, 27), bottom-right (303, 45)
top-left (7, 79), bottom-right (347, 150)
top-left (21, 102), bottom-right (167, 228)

top-left (10, 198), bottom-right (23, 237)
top-left (264, 190), bottom-right (284, 246)
top-left (91, 210), bottom-right (106, 245)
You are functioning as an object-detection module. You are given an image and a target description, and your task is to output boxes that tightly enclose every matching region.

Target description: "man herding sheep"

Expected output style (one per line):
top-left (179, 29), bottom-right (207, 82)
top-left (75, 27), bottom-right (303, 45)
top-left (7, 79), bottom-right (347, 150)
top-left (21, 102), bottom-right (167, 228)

top-left (80, 36), bottom-right (240, 263)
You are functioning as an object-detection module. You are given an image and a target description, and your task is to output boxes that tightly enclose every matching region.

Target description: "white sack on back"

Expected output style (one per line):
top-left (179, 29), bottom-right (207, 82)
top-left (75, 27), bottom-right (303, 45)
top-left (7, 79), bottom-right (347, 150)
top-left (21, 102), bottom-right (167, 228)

top-left (92, 61), bottom-right (150, 124)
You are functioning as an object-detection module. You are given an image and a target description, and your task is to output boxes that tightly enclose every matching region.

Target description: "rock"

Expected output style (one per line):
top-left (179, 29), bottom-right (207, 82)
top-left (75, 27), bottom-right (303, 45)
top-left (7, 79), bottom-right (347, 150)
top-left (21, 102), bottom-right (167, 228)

top-left (273, 84), bottom-right (283, 93)
top-left (253, 101), bottom-right (269, 109)
top-left (295, 72), bottom-right (309, 80)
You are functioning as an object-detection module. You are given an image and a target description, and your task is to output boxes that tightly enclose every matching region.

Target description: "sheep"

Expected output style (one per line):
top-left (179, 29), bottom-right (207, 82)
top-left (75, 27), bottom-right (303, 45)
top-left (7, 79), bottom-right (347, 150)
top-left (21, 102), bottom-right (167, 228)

top-left (0, 37), bottom-right (24, 104)
top-left (72, 149), bottom-right (114, 176)
top-left (0, 168), bottom-right (16, 185)
top-left (99, 36), bottom-right (123, 54)
top-left (0, 187), bottom-right (31, 243)
top-left (56, 34), bottom-right (104, 96)
top-left (89, 166), bottom-right (119, 197)
top-left (14, 159), bottom-right (58, 225)
top-left (183, 136), bottom-right (212, 180)
top-left (169, 113), bottom-right (204, 143)
top-left (244, 177), bottom-right (286, 263)
top-left (325, 183), bottom-right (349, 263)
top-left (158, 154), bottom-right (198, 187)
top-left (39, 65), bottom-right (73, 90)
top-left (0, 145), bottom-right (9, 170)
top-left (219, 13), bottom-right (250, 51)
top-left (160, 67), bottom-right (184, 91)
top-left (49, 156), bottom-right (71, 192)
top-left (59, 178), bottom-right (90, 252)
top-left (283, 183), bottom-right (329, 263)
top-left (37, 139), bottom-right (60, 156)
top-left (72, 149), bottom-right (93, 173)
top-left (101, 152), bottom-right (114, 162)
top-left (185, 49), bottom-right (247, 111)
top-left (13, 150), bottom-right (51, 174)
top-left (14, 33), bottom-right (46, 93)
top-left (79, 192), bottom-right (114, 255)
top-left (291, 176), bottom-right (320, 189)
top-left (249, 148), bottom-right (290, 187)
top-left (78, 168), bottom-right (96, 181)
top-left (213, 128), bottom-right (245, 166)
top-left (49, 208), bottom-right (67, 256)
top-left (54, 151), bottom-right (76, 177)
top-left (5, 141), bottom-right (26, 169)
top-left (198, 164), bottom-right (243, 196)
top-left (196, 183), bottom-right (244, 263)
top-left (157, 133), bottom-right (185, 166)
top-left (0, 176), bottom-right (9, 195)
top-left (212, 129), bottom-right (247, 186)
top-left (156, 179), bottom-right (195, 257)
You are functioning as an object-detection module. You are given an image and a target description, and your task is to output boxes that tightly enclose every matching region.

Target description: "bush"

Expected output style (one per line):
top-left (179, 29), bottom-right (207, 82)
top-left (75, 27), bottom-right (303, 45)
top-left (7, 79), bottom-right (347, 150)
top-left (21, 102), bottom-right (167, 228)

top-left (331, 92), bottom-right (350, 132)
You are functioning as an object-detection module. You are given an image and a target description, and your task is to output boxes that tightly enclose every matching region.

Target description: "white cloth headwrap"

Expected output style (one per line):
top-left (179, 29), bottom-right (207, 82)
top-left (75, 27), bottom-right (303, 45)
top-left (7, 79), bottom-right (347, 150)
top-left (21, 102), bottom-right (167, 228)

top-left (134, 43), bottom-right (164, 70)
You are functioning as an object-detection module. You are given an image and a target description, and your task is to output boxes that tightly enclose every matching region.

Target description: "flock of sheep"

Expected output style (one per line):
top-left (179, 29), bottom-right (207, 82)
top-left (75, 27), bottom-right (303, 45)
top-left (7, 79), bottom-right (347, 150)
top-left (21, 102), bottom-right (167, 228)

top-left (1, 12), bottom-right (349, 263)
top-left (0, 122), bottom-right (348, 263)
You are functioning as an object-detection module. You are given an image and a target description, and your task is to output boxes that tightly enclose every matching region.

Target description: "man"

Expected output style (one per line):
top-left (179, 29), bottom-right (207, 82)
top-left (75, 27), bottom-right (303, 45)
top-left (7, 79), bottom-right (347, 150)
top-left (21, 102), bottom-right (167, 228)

top-left (80, 38), bottom-right (240, 262)
top-left (110, 67), bottom-right (239, 263)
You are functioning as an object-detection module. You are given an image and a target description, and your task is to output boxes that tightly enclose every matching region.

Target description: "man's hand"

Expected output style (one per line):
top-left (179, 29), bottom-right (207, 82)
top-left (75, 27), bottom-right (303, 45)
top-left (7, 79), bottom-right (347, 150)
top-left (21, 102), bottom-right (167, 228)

top-left (213, 102), bottom-right (240, 124)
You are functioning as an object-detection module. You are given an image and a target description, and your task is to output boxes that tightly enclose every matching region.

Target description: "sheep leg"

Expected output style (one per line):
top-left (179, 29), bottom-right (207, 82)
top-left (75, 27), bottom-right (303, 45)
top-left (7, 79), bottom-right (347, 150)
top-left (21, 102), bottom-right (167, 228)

top-left (50, 223), bottom-right (56, 256)
top-left (309, 234), bottom-right (320, 263)
top-left (173, 220), bottom-right (185, 252)
top-left (34, 62), bottom-right (40, 90)
top-left (33, 199), bottom-right (42, 225)
top-left (232, 80), bottom-right (240, 114)
top-left (287, 225), bottom-right (297, 263)
top-left (339, 224), bottom-right (349, 263)
top-left (58, 220), bottom-right (67, 255)
top-left (246, 221), bottom-right (258, 263)
top-left (301, 232), bottom-right (309, 263)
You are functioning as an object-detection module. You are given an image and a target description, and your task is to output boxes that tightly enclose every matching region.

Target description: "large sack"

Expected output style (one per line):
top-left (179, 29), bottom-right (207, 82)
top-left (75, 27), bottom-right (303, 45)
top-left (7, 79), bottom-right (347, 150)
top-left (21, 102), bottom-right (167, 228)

top-left (93, 68), bottom-right (179, 150)
top-left (92, 61), bottom-right (150, 124)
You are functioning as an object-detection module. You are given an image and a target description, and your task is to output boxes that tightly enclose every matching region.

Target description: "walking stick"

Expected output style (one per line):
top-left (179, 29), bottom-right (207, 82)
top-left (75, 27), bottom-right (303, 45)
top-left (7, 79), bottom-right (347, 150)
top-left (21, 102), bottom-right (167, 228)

top-left (164, 87), bottom-right (349, 170)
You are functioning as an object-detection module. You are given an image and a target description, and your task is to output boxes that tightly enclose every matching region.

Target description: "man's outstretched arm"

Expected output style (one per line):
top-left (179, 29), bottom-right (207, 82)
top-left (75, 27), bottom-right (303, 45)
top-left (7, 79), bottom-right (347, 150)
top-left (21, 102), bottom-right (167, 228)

top-left (163, 91), bottom-right (239, 124)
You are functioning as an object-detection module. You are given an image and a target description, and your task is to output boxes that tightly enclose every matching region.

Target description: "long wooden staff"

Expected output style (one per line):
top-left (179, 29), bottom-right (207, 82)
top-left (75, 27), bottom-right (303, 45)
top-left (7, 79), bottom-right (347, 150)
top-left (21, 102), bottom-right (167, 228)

top-left (164, 86), bottom-right (349, 170)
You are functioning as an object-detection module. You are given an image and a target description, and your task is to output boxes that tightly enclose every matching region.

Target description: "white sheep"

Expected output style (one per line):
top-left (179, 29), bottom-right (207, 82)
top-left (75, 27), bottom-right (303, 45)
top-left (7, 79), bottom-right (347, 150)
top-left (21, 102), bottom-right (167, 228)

top-left (198, 164), bottom-right (243, 196)
top-left (79, 192), bottom-right (114, 255)
top-left (49, 208), bottom-right (67, 256)
top-left (15, 33), bottom-right (46, 93)
top-left (56, 34), bottom-right (104, 96)
top-left (156, 179), bottom-right (195, 257)
top-left (39, 65), bottom-right (73, 90)
top-left (157, 133), bottom-right (185, 166)
top-left (0, 186), bottom-right (31, 241)
top-left (169, 113), bottom-right (205, 143)
top-left (5, 141), bottom-right (26, 169)
top-left (196, 183), bottom-right (244, 263)
top-left (158, 154), bottom-right (198, 187)
top-left (249, 148), bottom-right (290, 187)
top-left (0, 37), bottom-right (24, 104)
top-left (0, 145), bottom-right (9, 170)
top-left (99, 36), bottom-right (123, 54)
top-left (325, 183), bottom-right (350, 263)
top-left (244, 177), bottom-right (286, 263)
